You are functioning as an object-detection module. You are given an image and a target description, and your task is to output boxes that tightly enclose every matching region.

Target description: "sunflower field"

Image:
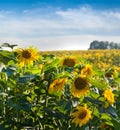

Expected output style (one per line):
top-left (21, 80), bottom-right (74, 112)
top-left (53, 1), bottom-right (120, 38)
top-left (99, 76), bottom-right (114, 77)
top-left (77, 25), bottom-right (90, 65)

top-left (0, 43), bottom-right (120, 130)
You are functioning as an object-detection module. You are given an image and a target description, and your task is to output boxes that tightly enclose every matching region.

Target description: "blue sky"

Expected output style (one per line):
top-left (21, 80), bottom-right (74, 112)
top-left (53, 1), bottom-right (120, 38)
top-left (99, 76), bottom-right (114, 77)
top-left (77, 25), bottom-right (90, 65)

top-left (0, 0), bottom-right (120, 50)
top-left (0, 0), bottom-right (120, 9)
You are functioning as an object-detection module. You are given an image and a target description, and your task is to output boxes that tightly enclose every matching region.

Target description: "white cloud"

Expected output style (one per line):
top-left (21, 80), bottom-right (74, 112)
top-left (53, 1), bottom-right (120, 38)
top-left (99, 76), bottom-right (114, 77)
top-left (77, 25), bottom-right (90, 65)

top-left (0, 6), bottom-right (120, 50)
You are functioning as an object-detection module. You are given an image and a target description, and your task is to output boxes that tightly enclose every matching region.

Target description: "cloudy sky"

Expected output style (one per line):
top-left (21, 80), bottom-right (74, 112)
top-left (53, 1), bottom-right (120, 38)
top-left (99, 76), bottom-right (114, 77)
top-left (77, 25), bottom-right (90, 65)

top-left (0, 0), bottom-right (120, 50)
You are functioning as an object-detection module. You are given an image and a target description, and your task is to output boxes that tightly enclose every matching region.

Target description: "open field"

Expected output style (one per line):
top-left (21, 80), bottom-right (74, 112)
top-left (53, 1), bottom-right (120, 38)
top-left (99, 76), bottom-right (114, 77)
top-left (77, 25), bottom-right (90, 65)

top-left (40, 49), bottom-right (120, 70)
top-left (0, 46), bottom-right (120, 129)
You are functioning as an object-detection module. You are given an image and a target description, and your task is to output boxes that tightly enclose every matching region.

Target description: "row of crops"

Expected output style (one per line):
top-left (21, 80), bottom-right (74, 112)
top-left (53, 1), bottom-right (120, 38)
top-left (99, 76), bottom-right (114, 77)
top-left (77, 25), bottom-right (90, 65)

top-left (0, 44), bottom-right (120, 130)
top-left (40, 49), bottom-right (120, 70)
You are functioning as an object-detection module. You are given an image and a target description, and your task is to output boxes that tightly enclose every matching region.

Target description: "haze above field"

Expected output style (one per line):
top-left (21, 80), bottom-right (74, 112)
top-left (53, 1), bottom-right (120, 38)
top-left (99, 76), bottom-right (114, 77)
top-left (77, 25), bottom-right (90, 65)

top-left (0, 0), bottom-right (120, 50)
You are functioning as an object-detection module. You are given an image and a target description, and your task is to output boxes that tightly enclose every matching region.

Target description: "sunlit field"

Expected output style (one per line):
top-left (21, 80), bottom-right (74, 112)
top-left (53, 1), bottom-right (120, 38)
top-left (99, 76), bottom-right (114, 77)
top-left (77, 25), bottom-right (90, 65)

top-left (40, 49), bottom-right (120, 71)
top-left (0, 44), bottom-right (120, 130)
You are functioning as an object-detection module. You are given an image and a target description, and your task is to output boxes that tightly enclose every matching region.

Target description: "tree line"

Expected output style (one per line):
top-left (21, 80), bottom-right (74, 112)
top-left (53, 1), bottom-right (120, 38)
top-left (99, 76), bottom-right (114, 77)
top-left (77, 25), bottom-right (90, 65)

top-left (89, 40), bottom-right (120, 50)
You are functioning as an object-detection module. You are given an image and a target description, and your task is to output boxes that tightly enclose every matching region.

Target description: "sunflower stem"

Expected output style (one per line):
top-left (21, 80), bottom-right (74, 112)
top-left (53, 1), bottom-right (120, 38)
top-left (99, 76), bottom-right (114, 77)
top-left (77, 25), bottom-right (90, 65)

top-left (45, 85), bottom-right (49, 107)
top-left (32, 110), bottom-right (43, 129)
top-left (23, 63), bottom-right (26, 74)
top-left (89, 124), bottom-right (92, 130)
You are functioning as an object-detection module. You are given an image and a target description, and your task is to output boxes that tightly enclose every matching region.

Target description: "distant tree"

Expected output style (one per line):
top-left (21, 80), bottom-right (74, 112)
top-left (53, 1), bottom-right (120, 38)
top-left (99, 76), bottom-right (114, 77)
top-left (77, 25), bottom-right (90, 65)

top-left (89, 40), bottom-right (120, 50)
top-left (89, 40), bottom-right (100, 49)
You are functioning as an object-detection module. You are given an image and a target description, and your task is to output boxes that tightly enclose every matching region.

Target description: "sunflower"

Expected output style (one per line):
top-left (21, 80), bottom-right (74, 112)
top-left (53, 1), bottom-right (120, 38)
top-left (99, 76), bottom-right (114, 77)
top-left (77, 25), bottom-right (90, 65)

top-left (49, 78), bottom-right (67, 93)
top-left (100, 122), bottom-right (113, 130)
top-left (71, 76), bottom-right (89, 97)
top-left (103, 89), bottom-right (115, 105)
top-left (72, 105), bottom-right (92, 127)
top-left (81, 64), bottom-right (93, 77)
top-left (62, 57), bottom-right (76, 67)
top-left (105, 67), bottom-right (117, 78)
top-left (16, 46), bottom-right (39, 67)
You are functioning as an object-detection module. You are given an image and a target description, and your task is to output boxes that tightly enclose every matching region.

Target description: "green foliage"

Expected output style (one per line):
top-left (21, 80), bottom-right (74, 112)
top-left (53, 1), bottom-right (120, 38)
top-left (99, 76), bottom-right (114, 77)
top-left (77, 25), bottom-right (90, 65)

top-left (0, 44), bottom-right (120, 130)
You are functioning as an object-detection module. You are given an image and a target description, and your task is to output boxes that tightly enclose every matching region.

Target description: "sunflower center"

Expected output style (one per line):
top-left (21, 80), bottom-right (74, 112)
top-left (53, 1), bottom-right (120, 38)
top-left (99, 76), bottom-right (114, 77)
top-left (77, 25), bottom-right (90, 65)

top-left (78, 109), bottom-right (87, 119)
top-left (74, 77), bottom-right (87, 90)
top-left (63, 58), bottom-right (75, 67)
top-left (22, 50), bottom-right (31, 59)
top-left (55, 82), bottom-right (61, 88)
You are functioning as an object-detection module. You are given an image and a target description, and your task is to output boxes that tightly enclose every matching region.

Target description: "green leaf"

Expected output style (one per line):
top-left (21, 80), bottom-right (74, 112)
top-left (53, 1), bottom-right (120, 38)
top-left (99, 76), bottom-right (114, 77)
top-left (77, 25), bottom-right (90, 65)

top-left (0, 124), bottom-right (10, 130)
top-left (98, 106), bottom-right (104, 113)
top-left (93, 108), bottom-right (100, 118)
top-left (105, 121), bottom-right (114, 127)
top-left (85, 97), bottom-right (102, 105)
top-left (44, 107), bottom-right (68, 119)
top-left (101, 113), bottom-right (112, 120)
top-left (89, 77), bottom-right (107, 89)
top-left (28, 66), bottom-right (41, 74)
top-left (0, 72), bottom-right (7, 81)
top-left (2, 65), bottom-right (17, 76)
top-left (0, 80), bottom-right (6, 92)
top-left (18, 74), bottom-right (36, 83)
top-left (64, 100), bottom-right (73, 111)
top-left (112, 119), bottom-right (120, 130)
top-left (54, 72), bottom-right (70, 79)
top-left (57, 99), bottom-right (73, 112)
top-left (7, 96), bottom-right (32, 111)
top-left (90, 91), bottom-right (100, 99)
top-left (93, 67), bottom-right (104, 77)
top-left (106, 106), bottom-right (118, 118)
top-left (0, 50), bottom-right (16, 64)
top-left (44, 58), bottom-right (60, 72)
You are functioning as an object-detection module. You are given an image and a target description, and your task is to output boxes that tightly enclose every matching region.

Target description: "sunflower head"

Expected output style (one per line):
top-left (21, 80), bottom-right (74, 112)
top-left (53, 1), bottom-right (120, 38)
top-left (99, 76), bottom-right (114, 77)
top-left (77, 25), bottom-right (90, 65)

top-left (71, 76), bottom-right (89, 97)
top-left (103, 89), bottom-right (115, 105)
top-left (72, 105), bottom-right (92, 127)
top-left (105, 67), bottom-right (117, 78)
top-left (49, 78), bottom-right (67, 93)
top-left (81, 64), bottom-right (93, 77)
top-left (21, 49), bottom-right (31, 58)
top-left (16, 46), bottom-right (39, 67)
top-left (62, 57), bottom-right (76, 67)
top-left (100, 122), bottom-right (113, 130)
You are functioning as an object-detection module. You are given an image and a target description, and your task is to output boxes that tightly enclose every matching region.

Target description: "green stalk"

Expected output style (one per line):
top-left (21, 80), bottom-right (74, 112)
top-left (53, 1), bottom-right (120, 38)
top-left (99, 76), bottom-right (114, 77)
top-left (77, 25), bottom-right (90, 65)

top-left (32, 110), bottom-right (43, 129)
